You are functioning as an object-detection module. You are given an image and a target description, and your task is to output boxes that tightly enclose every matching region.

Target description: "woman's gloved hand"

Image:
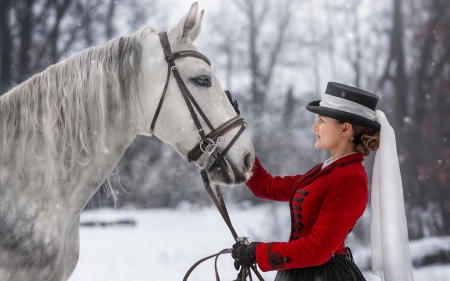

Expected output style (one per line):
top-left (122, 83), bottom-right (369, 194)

top-left (231, 242), bottom-right (258, 270)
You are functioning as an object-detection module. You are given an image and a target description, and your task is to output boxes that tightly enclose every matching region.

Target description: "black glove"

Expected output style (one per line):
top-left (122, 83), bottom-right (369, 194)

top-left (231, 242), bottom-right (258, 271)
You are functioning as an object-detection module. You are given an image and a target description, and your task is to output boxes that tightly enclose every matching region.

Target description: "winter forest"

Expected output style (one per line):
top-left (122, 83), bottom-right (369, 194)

top-left (1, 0), bottom-right (449, 280)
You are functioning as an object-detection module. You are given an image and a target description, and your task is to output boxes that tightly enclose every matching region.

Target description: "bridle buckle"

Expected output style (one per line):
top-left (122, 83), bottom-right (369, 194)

top-left (198, 137), bottom-right (225, 170)
top-left (200, 138), bottom-right (215, 153)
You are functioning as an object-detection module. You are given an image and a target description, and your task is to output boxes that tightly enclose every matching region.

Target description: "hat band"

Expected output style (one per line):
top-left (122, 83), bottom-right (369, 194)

top-left (319, 93), bottom-right (377, 121)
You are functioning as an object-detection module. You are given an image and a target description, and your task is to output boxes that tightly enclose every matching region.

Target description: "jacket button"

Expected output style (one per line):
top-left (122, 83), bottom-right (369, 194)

top-left (284, 257), bottom-right (291, 263)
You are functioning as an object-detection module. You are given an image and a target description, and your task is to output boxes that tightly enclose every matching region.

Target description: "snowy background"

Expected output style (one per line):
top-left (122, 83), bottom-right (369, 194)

top-left (70, 206), bottom-right (450, 281)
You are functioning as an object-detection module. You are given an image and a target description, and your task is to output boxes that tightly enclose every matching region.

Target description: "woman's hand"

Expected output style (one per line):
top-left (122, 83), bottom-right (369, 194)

top-left (231, 242), bottom-right (259, 270)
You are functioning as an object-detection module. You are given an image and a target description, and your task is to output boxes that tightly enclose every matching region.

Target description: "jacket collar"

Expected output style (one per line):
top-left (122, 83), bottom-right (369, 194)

top-left (319, 152), bottom-right (364, 170)
top-left (303, 152), bottom-right (364, 181)
top-left (292, 153), bottom-right (364, 192)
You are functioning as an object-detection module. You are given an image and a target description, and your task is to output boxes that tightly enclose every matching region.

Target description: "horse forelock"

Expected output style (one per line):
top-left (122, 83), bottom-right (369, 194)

top-left (0, 26), bottom-right (156, 187)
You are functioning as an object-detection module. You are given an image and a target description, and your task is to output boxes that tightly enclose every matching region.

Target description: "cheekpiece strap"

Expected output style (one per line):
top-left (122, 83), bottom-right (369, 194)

top-left (159, 31), bottom-right (172, 58)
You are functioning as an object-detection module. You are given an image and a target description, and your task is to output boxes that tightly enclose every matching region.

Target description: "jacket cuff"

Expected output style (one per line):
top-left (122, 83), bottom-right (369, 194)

top-left (249, 158), bottom-right (261, 179)
top-left (256, 242), bottom-right (292, 272)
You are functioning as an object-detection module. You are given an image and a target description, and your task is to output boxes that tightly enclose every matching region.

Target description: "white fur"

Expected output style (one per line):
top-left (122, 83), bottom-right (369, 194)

top-left (0, 3), bottom-right (254, 281)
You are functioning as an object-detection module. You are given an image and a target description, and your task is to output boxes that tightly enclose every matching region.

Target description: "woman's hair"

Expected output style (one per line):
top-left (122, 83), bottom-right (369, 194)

top-left (338, 120), bottom-right (380, 156)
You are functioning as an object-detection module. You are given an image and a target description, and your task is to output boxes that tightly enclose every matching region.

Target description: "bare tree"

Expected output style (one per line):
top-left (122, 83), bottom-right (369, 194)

top-left (0, 0), bottom-right (13, 93)
top-left (307, 0), bottom-right (322, 99)
top-left (378, 0), bottom-right (408, 129)
top-left (227, 0), bottom-right (295, 154)
top-left (105, 0), bottom-right (116, 39)
top-left (409, 0), bottom-right (450, 237)
top-left (283, 86), bottom-right (296, 132)
top-left (0, 0), bottom-right (153, 92)
top-left (347, 0), bottom-right (363, 88)
top-left (324, 2), bottom-right (337, 80)
top-left (378, 0), bottom-right (450, 238)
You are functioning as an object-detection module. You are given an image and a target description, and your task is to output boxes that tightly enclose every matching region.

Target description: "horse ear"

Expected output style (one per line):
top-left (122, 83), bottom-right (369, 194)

top-left (189, 10), bottom-right (204, 42)
top-left (182, 2), bottom-right (199, 39)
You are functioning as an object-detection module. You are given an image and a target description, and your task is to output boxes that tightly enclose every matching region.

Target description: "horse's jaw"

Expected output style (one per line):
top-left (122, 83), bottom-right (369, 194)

top-left (206, 151), bottom-right (254, 186)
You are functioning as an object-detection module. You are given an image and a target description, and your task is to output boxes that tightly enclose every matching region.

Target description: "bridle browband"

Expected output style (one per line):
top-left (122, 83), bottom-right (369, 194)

top-left (150, 31), bottom-right (246, 173)
top-left (150, 31), bottom-right (263, 281)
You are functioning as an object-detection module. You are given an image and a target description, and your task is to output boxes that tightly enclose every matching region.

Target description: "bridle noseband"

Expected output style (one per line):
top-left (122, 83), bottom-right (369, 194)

top-left (150, 31), bottom-right (246, 173)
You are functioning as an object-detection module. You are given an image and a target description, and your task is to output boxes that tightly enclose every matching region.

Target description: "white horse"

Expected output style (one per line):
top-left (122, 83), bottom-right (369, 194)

top-left (0, 3), bottom-right (255, 281)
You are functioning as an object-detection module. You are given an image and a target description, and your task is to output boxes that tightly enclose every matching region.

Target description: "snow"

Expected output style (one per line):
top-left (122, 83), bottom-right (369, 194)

top-left (70, 205), bottom-right (450, 281)
top-left (410, 236), bottom-right (450, 264)
top-left (71, 204), bottom-right (278, 281)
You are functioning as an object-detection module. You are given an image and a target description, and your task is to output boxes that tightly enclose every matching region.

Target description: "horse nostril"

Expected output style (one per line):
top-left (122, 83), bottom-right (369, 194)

top-left (244, 153), bottom-right (252, 170)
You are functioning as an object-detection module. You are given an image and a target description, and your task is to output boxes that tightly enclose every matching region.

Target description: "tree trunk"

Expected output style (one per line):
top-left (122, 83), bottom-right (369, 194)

top-left (0, 0), bottom-right (12, 94)
top-left (16, 0), bottom-right (36, 83)
top-left (49, 0), bottom-right (73, 63)
top-left (105, 0), bottom-right (116, 39)
top-left (391, 0), bottom-right (407, 129)
top-left (406, 0), bottom-right (450, 238)
top-left (283, 86), bottom-right (295, 132)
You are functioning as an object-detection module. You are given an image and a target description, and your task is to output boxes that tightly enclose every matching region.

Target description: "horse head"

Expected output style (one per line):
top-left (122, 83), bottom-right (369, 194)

top-left (138, 3), bottom-right (255, 185)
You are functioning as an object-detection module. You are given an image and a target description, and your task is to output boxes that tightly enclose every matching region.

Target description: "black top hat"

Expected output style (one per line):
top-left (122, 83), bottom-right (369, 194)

top-left (306, 82), bottom-right (381, 130)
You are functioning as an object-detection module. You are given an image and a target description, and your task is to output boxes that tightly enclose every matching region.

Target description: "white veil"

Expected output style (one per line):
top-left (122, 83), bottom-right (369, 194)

top-left (370, 110), bottom-right (414, 281)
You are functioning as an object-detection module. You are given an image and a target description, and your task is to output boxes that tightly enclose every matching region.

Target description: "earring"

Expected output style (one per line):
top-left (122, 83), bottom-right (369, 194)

top-left (340, 134), bottom-right (343, 137)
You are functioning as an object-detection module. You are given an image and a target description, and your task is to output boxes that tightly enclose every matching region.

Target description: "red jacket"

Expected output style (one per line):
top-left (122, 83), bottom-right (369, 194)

top-left (246, 153), bottom-right (368, 272)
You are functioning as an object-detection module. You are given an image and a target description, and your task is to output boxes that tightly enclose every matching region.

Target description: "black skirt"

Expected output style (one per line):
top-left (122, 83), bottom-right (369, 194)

top-left (273, 250), bottom-right (366, 281)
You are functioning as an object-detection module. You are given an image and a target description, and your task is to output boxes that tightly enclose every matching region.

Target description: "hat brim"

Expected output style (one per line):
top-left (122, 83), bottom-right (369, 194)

top-left (306, 100), bottom-right (381, 131)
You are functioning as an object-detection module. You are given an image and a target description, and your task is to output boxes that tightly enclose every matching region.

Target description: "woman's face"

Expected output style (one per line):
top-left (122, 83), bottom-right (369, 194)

top-left (311, 115), bottom-right (342, 151)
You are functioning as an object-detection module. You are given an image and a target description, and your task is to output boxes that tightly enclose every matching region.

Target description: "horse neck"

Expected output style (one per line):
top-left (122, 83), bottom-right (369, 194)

top-left (69, 130), bottom-right (135, 211)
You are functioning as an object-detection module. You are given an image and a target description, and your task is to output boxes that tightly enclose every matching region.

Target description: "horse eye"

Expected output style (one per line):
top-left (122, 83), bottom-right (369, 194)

top-left (193, 76), bottom-right (211, 87)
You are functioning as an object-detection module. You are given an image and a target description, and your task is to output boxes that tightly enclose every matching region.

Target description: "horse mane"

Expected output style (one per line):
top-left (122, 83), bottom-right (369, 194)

top-left (0, 26), bottom-right (155, 189)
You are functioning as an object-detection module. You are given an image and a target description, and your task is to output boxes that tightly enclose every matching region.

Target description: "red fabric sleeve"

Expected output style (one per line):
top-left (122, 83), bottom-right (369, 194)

top-left (246, 158), bottom-right (302, 202)
top-left (255, 171), bottom-right (368, 271)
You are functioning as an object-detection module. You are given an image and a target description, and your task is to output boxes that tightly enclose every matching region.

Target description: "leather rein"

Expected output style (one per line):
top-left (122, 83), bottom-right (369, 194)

top-left (150, 32), bottom-right (264, 281)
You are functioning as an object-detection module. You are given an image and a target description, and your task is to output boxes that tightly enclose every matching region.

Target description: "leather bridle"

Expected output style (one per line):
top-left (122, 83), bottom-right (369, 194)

top-left (151, 31), bottom-right (263, 281)
top-left (150, 31), bottom-right (246, 173)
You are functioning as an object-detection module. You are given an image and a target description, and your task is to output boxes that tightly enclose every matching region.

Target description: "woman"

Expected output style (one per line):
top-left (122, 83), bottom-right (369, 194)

top-left (231, 82), bottom-right (414, 281)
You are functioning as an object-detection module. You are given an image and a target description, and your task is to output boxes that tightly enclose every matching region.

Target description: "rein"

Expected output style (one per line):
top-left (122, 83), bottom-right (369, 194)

top-left (184, 172), bottom-right (265, 281)
top-left (150, 32), bottom-right (264, 281)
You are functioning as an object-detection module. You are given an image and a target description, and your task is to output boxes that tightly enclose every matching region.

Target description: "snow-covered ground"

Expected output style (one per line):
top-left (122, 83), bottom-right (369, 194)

top-left (70, 205), bottom-right (450, 281)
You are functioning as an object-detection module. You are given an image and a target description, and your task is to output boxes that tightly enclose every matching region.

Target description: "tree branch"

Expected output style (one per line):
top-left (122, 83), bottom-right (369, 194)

top-left (262, 0), bottom-right (293, 86)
